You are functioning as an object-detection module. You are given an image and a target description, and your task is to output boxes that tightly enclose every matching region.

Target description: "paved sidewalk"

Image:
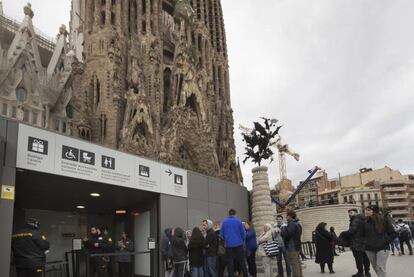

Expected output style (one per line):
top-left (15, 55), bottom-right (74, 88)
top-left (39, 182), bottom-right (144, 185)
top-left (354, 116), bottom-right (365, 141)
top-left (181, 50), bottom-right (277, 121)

top-left (303, 251), bottom-right (414, 277)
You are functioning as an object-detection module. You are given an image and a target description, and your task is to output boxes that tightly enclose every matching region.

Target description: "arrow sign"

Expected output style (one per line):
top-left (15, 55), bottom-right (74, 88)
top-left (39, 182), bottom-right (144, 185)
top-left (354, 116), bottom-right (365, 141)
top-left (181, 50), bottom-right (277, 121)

top-left (165, 169), bottom-right (172, 176)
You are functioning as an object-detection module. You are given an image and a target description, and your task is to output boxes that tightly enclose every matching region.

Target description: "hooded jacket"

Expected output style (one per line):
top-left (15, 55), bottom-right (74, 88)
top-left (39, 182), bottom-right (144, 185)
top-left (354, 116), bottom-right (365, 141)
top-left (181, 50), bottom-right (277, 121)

top-left (204, 220), bottom-right (218, 257)
top-left (161, 228), bottom-right (173, 260)
top-left (257, 224), bottom-right (273, 257)
top-left (171, 228), bottom-right (188, 263)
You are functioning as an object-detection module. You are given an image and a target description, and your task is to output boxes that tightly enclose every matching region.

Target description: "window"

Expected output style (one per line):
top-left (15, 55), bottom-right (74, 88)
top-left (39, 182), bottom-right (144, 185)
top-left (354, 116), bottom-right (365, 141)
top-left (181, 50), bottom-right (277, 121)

top-left (360, 194), bottom-right (364, 201)
top-left (12, 106), bottom-right (17, 118)
top-left (375, 193), bottom-right (378, 200)
top-left (62, 122), bottom-right (67, 133)
top-left (23, 109), bottom-right (29, 122)
top-left (96, 79), bottom-right (100, 105)
top-left (2, 103), bottom-right (7, 116)
top-left (344, 196), bottom-right (348, 203)
top-left (32, 112), bottom-right (38, 125)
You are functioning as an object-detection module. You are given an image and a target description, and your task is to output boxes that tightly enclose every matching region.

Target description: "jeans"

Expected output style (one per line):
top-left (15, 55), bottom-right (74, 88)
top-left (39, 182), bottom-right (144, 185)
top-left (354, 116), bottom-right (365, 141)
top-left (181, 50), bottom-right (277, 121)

top-left (205, 256), bottom-right (217, 277)
top-left (366, 250), bottom-right (389, 277)
top-left (390, 237), bottom-right (401, 253)
top-left (399, 237), bottom-right (413, 254)
top-left (287, 251), bottom-right (302, 277)
top-left (352, 249), bottom-right (370, 274)
top-left (192, 266), bottom-right (204, 277)
top-left (277, 246), bottom-right (292, 275)
top-left (226, 246), bottom-right (248, 277)
top-left (246, 250), bottom-right (257, 277)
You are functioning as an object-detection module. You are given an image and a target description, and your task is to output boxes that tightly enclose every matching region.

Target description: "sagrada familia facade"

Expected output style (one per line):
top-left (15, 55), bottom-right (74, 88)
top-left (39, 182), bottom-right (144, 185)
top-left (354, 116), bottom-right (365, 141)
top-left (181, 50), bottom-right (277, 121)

top-left (0, 0), bottom-right (242, 183)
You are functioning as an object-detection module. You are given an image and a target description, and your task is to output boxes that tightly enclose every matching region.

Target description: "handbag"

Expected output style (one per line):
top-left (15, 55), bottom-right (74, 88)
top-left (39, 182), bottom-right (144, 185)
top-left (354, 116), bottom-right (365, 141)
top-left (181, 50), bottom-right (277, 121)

top-left (263, 234), bottom-right (279, 257)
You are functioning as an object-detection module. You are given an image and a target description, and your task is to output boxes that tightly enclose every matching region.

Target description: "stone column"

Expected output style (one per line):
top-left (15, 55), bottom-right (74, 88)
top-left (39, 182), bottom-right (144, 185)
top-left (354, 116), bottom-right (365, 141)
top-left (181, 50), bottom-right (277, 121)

top-left (251, 166), bottom-right (275, 276)
top-left (251, 166), bottom-right (274, 233)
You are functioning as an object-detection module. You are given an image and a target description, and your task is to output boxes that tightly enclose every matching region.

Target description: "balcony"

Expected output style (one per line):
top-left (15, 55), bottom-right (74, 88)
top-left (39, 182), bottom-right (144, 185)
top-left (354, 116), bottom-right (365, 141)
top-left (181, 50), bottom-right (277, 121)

top-left (384, 194), bottom-right (408, 200)
top-left (391, 209), bottom-right (410, 216)
top-left (383, 187), bottom-right (406, 192)
top-left (386, 202), bottom-right (409, 207)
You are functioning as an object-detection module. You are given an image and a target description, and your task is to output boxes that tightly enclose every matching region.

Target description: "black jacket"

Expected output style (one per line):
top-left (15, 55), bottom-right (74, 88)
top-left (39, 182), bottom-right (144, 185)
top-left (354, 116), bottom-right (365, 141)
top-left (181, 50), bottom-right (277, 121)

top-left (161, 228), bottom-right (173, 260)
top-left (313, 229), bottom-right (334, 264)
top-left (341, 214), bottom-right (366, 252)
top-left (281, 219), bottom-right (302, 251)
top-left (83, 234), bottom-right (112, 255)
top-left (12, 225), bottom-right (50, 269)
top-left (171, 228), bottom-right (188, 263)
top-left (204, 229), bottom-right (218, 257)
top-left (189, 238), bottom-right (205, 267)
top-left (364, 216), bottom-right (397, 251)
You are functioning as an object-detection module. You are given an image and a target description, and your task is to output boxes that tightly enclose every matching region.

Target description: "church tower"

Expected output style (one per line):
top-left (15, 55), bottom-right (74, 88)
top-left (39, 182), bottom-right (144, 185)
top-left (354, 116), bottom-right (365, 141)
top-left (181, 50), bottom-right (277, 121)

top-left (69, 0), bottom-right (242, 183)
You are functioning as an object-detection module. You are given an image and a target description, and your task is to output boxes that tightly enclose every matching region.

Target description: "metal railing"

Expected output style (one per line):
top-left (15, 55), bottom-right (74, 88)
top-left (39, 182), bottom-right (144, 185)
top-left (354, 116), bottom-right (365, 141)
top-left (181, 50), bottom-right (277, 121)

top-left (0, 13), bottom-right (56, 52)
top-left (44, 260), bottom-right (68, 277)
top-left (301, 241), bottom-right (316, 259)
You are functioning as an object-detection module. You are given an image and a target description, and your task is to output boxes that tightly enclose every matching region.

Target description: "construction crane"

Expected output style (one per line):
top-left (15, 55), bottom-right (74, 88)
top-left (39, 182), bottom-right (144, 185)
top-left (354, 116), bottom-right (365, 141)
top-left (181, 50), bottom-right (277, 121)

top-left (239, 124), bottom-right (300, 181)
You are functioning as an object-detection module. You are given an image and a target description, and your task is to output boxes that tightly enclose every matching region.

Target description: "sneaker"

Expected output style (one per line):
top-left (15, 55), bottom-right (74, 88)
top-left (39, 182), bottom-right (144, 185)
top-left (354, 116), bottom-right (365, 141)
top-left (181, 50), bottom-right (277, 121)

top-left (329, 270), bottom-right (335, 274)
top-left (365, 273), bottom-right (372, 277)
top-left (351, 274), bottom-right (363, 277)
top-left (398, 251), bottom-right (402, 256)
top-left (391, 253), bottom-right (395, 256)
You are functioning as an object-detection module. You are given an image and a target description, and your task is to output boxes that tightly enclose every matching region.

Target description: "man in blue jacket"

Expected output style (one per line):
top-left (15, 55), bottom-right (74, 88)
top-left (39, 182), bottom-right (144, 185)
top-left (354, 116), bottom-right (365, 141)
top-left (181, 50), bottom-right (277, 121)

top-left (220, 209), bottom-right (249, 277)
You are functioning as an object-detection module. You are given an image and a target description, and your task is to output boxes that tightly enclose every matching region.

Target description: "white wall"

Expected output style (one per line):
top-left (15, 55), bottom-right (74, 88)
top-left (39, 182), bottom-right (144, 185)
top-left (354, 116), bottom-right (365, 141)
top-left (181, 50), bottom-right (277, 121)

top-left (134, 211), bottom-right (151, 276)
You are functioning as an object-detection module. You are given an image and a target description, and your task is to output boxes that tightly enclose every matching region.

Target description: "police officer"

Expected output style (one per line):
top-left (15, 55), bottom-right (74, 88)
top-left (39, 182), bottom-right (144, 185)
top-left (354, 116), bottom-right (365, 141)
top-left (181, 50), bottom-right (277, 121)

top-left (83, 226), bottom-right (111, 277)
top-left (12, 218), bottom-right (50, 277)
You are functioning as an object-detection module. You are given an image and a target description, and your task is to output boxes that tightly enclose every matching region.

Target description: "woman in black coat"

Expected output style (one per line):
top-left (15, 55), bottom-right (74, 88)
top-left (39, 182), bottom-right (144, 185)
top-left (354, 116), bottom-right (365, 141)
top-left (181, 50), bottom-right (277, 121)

top-left (188, 227), bottom-right (205, 277)
top-left (313, 222), bottom-right (335, 274)
top-left (171, 227), bottom-right (189, 277)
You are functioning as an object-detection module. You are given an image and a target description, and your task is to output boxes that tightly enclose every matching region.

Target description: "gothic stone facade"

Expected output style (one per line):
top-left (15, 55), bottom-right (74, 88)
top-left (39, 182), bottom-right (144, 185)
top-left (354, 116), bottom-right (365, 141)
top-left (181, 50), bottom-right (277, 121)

top-left (0, 1), bottom-right (242, 183)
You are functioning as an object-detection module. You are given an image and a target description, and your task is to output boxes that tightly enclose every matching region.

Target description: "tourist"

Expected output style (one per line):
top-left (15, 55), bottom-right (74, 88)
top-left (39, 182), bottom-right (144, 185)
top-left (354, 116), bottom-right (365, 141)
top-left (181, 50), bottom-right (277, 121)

top-left (161, 228), bottom-right (174, 277)
top-left (273, 215), bottom-right (292, 277)
top-left (363, 205), bottom-right (397, 277)
top-left (341, 208), bottom-right (371, 277)
top-left (83, 226), bottom-right (111, 277)
top-left (171, 227), bottom-right (189, 277)
top-left (214, 221), bottom-right (227, 277)
top-left (329, 227), bottom-right (340, 256)
top-left (257, 223), bottom-right (275, 277)
top-left (116, 232), bottom-right (134, 277)
top-left (244, 222), bottom-right (257, 277)
top-left (313, 222), bottom-right (335, 274)
top-left (396, 219), bottom-right (413, 255)
top-left (220, 209), bottom-right (249, 277)
top-left (281, 210), bottom-right (303, 277)
top-left (390, 223), bottom-right (401, 256)
top-left (203, 219), bottom-right (218, 277)
top-left (188, 227), bottom-right (205, 277)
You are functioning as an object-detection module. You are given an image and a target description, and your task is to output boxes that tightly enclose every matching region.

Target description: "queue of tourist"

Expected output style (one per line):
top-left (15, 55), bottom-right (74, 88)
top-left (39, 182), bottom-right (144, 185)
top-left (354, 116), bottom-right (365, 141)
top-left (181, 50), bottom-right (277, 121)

top-left (162, 209), bottom-right (304, 277)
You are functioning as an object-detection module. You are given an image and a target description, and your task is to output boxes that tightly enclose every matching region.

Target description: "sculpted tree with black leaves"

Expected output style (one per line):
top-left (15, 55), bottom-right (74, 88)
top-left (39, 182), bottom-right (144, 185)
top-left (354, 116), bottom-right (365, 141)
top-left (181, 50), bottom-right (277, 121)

top-left (241, 117), bottom-right (282, 166)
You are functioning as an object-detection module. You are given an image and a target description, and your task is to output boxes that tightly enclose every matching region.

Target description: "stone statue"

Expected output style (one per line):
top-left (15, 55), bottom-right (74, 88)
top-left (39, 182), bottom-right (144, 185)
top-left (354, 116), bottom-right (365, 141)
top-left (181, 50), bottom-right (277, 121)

top-left (241, 117), bottom-right (281, 166)
top-left (173, 0), bottom-right (195, 28)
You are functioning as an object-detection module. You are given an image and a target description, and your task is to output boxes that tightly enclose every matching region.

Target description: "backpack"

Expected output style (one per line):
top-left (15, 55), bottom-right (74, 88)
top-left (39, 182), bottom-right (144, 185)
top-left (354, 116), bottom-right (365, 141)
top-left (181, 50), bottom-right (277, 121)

top-left (217, 235), bottom-right (226, 256)
top-left (399, 225), bottom-right (411, 240)
top-left (263, 234), bottom-right (279, 257)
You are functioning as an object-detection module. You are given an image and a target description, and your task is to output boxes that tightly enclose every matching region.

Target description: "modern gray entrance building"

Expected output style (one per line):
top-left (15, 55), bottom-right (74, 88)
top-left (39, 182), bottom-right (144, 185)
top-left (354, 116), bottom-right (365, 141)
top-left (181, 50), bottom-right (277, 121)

top-left (0, 118), bottom-right (249, 277)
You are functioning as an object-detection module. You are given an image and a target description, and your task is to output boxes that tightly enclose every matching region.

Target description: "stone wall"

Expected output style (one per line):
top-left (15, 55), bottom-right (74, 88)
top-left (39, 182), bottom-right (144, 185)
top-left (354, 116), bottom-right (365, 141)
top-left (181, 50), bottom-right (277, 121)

top-left (278, 204), bottom-right (360, 242)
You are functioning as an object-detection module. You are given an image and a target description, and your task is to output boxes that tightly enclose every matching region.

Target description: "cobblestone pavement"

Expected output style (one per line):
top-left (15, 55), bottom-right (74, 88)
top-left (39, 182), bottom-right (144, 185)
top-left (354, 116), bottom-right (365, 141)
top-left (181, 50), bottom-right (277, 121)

top-left (303, 250), bottom-right (414, 277)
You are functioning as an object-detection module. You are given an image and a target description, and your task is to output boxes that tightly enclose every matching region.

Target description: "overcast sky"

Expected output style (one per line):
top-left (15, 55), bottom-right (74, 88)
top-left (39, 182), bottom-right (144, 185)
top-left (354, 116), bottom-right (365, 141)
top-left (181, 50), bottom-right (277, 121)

top-left (4, 0), bottom-right (414, 190)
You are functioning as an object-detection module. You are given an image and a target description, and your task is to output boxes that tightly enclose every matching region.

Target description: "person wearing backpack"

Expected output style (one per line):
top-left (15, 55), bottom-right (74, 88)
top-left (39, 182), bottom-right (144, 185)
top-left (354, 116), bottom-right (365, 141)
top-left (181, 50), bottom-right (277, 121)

top-left (257, 224), bottom-right (275, 277)
top-left (396, 219), bottom-right (413, 255)
top-left (363, 205), bottom-right (397, 277)
top-left (313, 222), bottom-right (335, 274)
top-left (244, 222), bottom-right (257, 277)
